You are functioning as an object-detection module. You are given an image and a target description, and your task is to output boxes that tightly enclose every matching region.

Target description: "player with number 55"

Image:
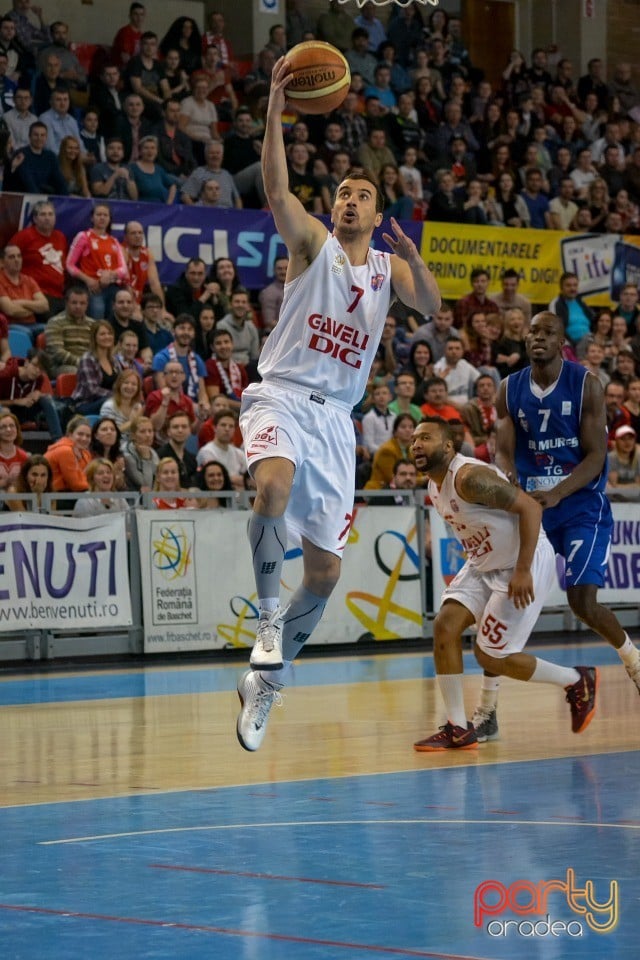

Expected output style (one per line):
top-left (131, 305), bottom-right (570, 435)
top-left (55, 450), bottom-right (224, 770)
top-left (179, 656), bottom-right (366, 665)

top-left (411, 416), bottom-right (599, 752)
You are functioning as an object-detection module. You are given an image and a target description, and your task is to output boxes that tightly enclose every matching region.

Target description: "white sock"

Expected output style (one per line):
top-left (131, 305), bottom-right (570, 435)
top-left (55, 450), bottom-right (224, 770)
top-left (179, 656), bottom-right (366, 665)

top-left (617, 634), bottom-right (640, 668)
top-left (259, 598), bottom-right (280, 616)
top-left (259, 661), bottom-right (291, 688)
top-left (479, 675), bottom-right (500, 713)
top-left (437, 673), bottom-right (467, 728)
top-left (530, 658), bottom-right (580, 688)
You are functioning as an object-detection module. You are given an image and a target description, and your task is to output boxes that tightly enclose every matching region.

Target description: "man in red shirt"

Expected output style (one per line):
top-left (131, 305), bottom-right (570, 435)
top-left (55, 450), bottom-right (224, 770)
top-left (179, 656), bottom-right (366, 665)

top-left (112, 2), bottom-right (146, 70)
top-left (453, 268), bottom-right (500, 330)
top-left (9, 200), bottom-right (68, 316)
top-left (121, 220), bottom-right (167, 317)
top-left (420, 376), bottom-right (467, 422)
top-left (205, 327), bottom-right (248, 413)
top-left (0, 348), bottom-right (63, 439)
top-left (201, 10), bottom-right (237, 76)
top-left (0, 245), bottom-right (49, 335)
top-left (144, 359), bottom-right (196, 444)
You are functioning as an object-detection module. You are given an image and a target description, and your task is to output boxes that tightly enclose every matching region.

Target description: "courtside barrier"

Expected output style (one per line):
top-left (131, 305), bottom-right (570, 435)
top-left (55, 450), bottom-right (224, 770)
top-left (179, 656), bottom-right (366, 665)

top-left (0, 492), bottom-right (637, 661)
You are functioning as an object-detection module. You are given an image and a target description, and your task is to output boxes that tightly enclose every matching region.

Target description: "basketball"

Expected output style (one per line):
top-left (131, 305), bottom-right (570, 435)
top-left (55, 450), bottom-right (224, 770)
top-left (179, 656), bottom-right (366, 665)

top-left (284, 41), bottom-right (351, 115)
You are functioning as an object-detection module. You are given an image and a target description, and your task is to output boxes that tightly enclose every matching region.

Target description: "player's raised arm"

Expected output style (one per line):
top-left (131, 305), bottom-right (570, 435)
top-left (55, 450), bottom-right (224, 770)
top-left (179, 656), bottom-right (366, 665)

top-left (262, 57), bottom-right (326, 266)
top-left (384, 217), bottom-right (441, 317)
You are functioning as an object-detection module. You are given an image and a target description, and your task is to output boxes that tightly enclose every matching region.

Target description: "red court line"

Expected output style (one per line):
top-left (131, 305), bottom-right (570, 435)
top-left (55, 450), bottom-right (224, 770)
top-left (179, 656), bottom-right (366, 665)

top-left (0, 903), bottom-right (490, 959)
top-left (149, 863), bottom-right (386, 889)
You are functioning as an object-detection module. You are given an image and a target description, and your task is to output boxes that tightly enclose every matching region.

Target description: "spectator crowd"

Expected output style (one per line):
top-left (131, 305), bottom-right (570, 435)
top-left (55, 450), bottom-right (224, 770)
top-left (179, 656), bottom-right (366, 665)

top-left (0, 0), bottom-right (639, 506)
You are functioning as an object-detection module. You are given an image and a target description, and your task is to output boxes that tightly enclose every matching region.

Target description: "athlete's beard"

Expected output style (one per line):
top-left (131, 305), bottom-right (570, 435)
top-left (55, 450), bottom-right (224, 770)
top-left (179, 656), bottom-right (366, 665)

top-left (420, 447), bottom-right (450, 475)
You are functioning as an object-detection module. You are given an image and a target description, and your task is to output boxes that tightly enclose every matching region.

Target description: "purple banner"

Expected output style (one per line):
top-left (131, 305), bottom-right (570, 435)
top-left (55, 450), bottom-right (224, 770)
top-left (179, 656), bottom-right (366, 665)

top-left (3, 193), bottom-right (423, 290)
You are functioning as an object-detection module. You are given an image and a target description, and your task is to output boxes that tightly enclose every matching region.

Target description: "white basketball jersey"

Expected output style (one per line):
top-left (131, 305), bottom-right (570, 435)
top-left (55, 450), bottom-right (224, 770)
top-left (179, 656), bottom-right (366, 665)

top-left (258, 233), bottom-right (392, 407)
top-left (428, 454), bottom-right (532, 572)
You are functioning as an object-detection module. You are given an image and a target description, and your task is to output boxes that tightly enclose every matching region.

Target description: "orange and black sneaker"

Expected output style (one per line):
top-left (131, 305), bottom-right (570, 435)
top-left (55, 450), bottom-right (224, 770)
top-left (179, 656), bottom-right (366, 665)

top-left (414, 721), bottom-right (478, 752)
top-left (565, 666), bottom-right (599, 734)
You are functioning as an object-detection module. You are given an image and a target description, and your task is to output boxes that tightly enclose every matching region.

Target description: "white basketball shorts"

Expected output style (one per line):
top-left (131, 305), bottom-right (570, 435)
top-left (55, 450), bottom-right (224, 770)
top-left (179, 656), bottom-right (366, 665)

top-left (240, 379), bottom-right (356, 557)
top-left (441, 535), bottom-right (556, 657)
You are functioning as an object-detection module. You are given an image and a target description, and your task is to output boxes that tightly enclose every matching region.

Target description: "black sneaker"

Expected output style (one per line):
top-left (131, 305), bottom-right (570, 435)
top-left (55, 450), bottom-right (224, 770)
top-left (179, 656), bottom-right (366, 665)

top-left (472, 707), bottom-right (499, 742)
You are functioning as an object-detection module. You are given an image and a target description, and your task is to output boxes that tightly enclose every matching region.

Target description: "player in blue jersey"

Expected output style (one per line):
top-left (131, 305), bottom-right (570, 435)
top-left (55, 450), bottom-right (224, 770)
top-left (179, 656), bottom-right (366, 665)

top-left (473, 311), bottom-right (640, 740)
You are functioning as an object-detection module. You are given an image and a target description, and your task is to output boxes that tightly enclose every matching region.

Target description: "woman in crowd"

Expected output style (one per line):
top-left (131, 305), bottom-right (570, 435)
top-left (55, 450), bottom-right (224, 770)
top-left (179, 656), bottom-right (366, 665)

top-left (159, 16), bottom-right (202, 74)
top-left (45, 415), bottom-right (93, 493)
top-left (365, 414), bottom-right (417, 490)
top-left (403, 340), bottom-right (435, 406)
top-left (575, 309), bottom-right (614, 363)
top-left (623, 378), bottom-right (640, 436)
top-left (178, 74), bottom-right (219, 158)
top-left (0, 411), bottom-right (29, 490)
top-left (197, 459), bottom-right (233, 509)
top-left (71, 320), bottom-right (123, 416)
top-left (607, 425), bottom-right (640, 498)
top-left (73, 459), bottom-right (131, 517)
top-left (478, 143), bottom-right (517, 191)
top-left (90, 417), bottom-right (126, 490)
top-left (4, 454), bottom-right (54, 512)
top-left (494, 307), bottom-right (528, 376)
top-left (413, 75), bottom-right (441, 134)
top-left (462, 178), bottom-right (489, 225)
top-left (587, 178), bottom-right (611, 232)
top-left (610, 314), bottom-right (631, 366)
top-left (460, 311), bottom-right (494, 369)
top-left (486, 170), bottom-right (530, 227)
top-left (100, 369), bottom-right (144, 440)
top-left (66, 203), bottom-right (128, 319)
top-left (129, 136), bottom-right (179, 204)
top-left (611, 189), bottom-right (640, 233)
top-left (151, 457), bottom-right (195, 509)
top-left (58, 136), bottom-right (90, 197)
top-left (378, 163), bottom-right (414, 221)
top-left (158, 48), bottom-right (191, 102)
top-left (123, 415), bottom-right (159, 492)
top-left (206, 257), bottom-right (245, 320)
top-left (194, 305), bottom-right (217, 360)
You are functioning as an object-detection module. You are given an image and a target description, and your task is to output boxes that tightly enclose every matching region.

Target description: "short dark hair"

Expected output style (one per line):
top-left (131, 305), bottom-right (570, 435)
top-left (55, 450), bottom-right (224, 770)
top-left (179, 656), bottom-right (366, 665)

top-left (174, 313), bottom-right (196, 328)
top-left (419, 415), bottom-right (453, 442)
top-left (65, 282), bottom-right (90, 300)
top-left (470, 268), bottom-right (489, 281)
top-left (501, 268), bottom-right (519, 281)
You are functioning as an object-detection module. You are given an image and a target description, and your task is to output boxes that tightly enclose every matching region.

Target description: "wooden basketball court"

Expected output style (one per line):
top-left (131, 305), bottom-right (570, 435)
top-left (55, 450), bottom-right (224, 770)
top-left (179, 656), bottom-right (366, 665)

top-left (0, 638), bottom-right (638, 958)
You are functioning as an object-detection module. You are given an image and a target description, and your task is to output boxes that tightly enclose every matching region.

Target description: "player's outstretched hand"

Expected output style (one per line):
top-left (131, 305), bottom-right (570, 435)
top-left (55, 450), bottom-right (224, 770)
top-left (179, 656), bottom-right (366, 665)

top-left (268, 56), bottom-right (293, 113)
top-left (382, 217), bottom-right (419, 262)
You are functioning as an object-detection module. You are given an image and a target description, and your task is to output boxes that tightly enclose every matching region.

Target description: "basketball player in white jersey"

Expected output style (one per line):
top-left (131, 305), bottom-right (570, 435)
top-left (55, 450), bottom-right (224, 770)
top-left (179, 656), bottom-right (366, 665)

top-left (410, 417), bottom-right (598, 751)
top-left (236, 55), bottom-right (442, 751)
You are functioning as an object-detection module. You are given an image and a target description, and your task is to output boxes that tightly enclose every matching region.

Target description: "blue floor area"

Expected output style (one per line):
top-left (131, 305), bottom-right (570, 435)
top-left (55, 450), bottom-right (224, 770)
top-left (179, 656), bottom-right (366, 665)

top-left (0, 753), bottom-right (638, 959)
top-left (0, 641), bottom-right (619, 706)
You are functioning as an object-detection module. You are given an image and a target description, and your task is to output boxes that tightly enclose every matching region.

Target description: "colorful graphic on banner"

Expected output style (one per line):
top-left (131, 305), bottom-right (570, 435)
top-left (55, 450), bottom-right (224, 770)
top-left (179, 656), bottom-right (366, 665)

top-left (149, 520), bottom-right (197, 626)
top-left (430, 504), bottom-right (640, 609)
top-left (0, 513), bottom-right (131, 631)
top-left (137, 507), bottom-right (422, 652)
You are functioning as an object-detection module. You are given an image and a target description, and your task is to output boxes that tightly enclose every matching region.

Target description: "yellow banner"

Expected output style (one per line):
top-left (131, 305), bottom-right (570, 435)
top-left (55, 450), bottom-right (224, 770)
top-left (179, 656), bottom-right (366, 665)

top-left (419, 222), bottom-right (622, 307)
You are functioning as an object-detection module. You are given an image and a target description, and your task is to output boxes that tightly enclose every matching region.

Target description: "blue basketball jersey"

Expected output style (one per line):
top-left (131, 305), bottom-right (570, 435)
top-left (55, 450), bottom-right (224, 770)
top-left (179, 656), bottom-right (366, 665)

top-left (505, 361), bottom-right (609, 535)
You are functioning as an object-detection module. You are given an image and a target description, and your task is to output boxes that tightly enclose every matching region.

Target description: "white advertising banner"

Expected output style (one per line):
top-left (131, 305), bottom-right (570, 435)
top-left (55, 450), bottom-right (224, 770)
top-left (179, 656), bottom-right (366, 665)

top-left (0, 512), bottom-right (132, 632)
top-left (138, 506), bottom-right (423, 653)
top-left (430, 503), bottom-right (640, 610)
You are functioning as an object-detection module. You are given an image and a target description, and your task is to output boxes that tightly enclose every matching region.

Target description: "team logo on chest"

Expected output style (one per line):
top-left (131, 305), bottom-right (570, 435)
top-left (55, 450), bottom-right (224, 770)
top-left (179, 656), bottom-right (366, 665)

top-left (370, 273), bottom-right (384, 291)
top-left (331, 253), bottom-right (346, 276)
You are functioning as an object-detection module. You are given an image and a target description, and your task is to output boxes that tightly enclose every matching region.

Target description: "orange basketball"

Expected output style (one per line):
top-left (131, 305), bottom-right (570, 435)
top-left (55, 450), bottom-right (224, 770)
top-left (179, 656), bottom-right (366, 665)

top-left (284, 41), bottom-right (351, 115)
